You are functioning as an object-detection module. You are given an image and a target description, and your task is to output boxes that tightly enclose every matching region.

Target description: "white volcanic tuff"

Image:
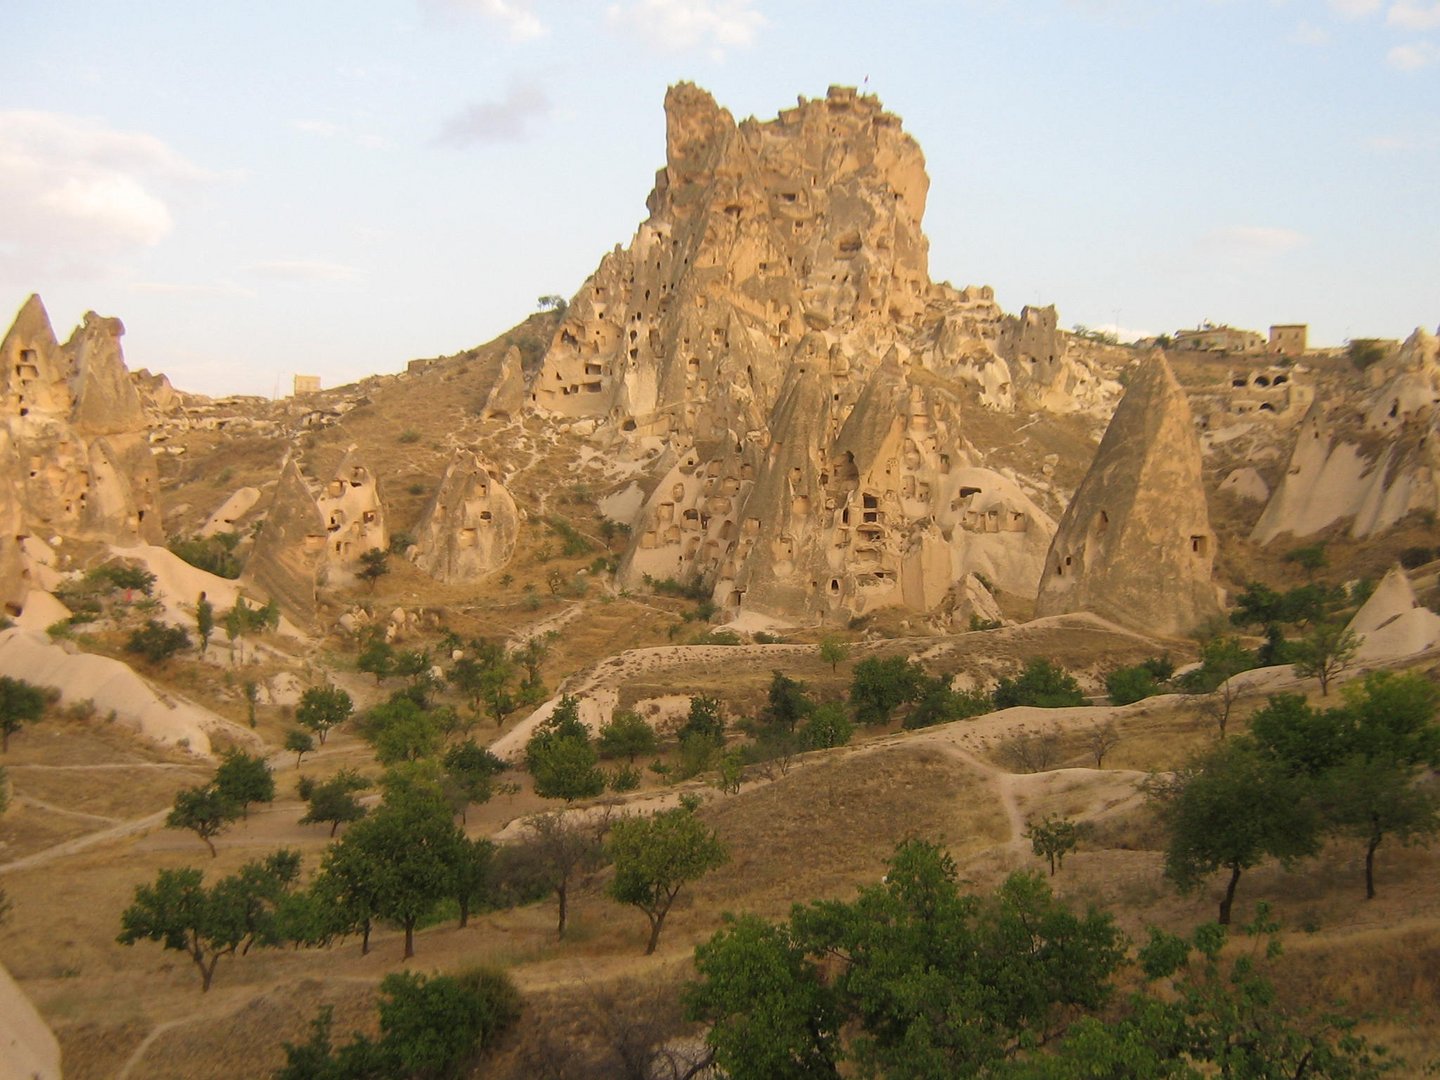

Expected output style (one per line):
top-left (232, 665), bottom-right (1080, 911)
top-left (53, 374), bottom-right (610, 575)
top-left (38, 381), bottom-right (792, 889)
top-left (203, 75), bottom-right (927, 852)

top-left (1035, 352), bottom-right (1221, 638)
top-left (243, 456), bottom-right (326, 627)
top-left (410, 449), bottom-right (519, 584)
top-left (1253, 327), bottom-right (1440, 544)
top-left (316, 446), bottom-right (387, 566)
top-left (1345, 565), bottom-right (1440, 663)
top-left (540, 84), bottom-right (1100, 623)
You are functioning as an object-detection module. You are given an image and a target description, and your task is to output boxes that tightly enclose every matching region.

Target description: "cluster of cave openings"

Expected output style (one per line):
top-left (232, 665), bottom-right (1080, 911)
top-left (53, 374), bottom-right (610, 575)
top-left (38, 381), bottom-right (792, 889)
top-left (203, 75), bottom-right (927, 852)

top-left (1055, 553), bottom-right (1073, 577)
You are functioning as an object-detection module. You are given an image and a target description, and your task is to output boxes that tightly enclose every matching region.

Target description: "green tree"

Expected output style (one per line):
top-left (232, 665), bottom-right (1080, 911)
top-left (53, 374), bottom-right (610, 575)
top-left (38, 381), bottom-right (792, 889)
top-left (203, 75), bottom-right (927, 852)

top-left (818, 635), bottom-right (850, 674)
top-left (357, 637), bottom-right (395, 683)
top-left (1105, 664), bottom-right (1161, 706)
top-left (364, 695), bottom-right (443, 764)
top-left (993, 658), bottom-right (1087, 708)
top-left (296, 685), bottom-right (352, 745)
top-left (126, 619), bottom-right (192, 665)
top-left (299, 769), bottom-right (369, 837)
top-left (761, 671), bottom-right (814, 733)
top-left (322, 783), bottom-right (464, 958)
top-left (441, 739), bottom-right (506, 822)
top-left (1149, 740), bottom-right (1321, 924)
top-left (849, 655), bottom-right (928, 725)
top-left (597, 709), bottom-right (659, 762)
top-left (166, 784), bottom-right (240, 857)
top-left (1291, 621), bottom-right (1360, 697)
top-left (213, 749), bottom-right (274, 819)
top-left (196, 595), bottom-right (215, 654)
top-left (607, 803), bottom-right (728, 954)
top-left (453, 836), bottom-right (495, 929)
top-left (277, 968), bottom-right (521, 1080)
top-left (530, 733), bottom-right (605, 802)
top-left (0, 676), bottom-right (46, 752)
top-left (357, 548), bottom-right (390, 591)
top-left (242, 679), bottom-right (260, 727)
top-left (117, 866), bottom-right (244, 991)
top-left (680, 693), bottom-right (726, 744)
top-left (1026, 814), bottom-right (1080, 875)
top-left (117, 853), bottom-right (300, 992)
top-left (800, 702), bottom-right (854, 750)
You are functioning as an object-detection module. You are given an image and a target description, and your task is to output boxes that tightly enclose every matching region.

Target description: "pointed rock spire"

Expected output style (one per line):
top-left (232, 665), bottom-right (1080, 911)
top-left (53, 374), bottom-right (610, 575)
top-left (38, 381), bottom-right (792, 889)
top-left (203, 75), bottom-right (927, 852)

top-left (1034, 352), bottom-right (1220, 636)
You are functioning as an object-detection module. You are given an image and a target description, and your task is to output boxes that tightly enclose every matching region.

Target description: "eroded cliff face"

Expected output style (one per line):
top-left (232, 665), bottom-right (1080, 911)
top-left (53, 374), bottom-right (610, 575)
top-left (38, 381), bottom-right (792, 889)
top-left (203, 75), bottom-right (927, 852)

top-left (410, 450), bottom-right (519, 584)
top-left (531, 84), bottom-right (1115, 625)
top-left (1251, 327), bottom-right (1440, 545)
top-left (0, 295), bottom-right (163, 613)
top-left (1034, 353), bottom-right (1222, 638)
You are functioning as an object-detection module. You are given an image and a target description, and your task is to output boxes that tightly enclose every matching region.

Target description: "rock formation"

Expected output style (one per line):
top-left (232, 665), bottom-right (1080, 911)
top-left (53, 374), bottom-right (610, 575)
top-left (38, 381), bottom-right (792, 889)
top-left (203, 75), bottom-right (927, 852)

top-left (479, 344), bottom-right (527, 421)
top-left (1034, 352), bottom-right (1221, 637)
top-left (0, 295), bottom-right (164, 615)
top-left (243, 457), bottom-right (326, 626)
top-left (1251, 327), bottom-right (1440, 544)
top-left (529, 84), bottom-right (1112, 624)
top-left (410, 450), bottom-right (519, 583)
top-left (1345, 565), bottom-right (1440, 663)
top-left (315, 446), bottom-right (387, 566)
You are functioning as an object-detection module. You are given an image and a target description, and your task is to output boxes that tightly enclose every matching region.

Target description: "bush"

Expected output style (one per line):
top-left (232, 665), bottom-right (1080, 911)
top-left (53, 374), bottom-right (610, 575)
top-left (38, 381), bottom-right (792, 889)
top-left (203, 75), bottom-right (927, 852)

top-left (993, 659), bottom-right (1086, 709)
top-left (1105, 665), bottom-right (1162, 706)
top-left (1400, 546), bottom-right (1436, 570)
top-left (89, 561), bottom-right (156, 595)
top-left (545, 518), bottom-right (594, 557)
top-left (168, 535), bottom-right (242, 579)
top-left (126, 620), bottom-right (191, 665)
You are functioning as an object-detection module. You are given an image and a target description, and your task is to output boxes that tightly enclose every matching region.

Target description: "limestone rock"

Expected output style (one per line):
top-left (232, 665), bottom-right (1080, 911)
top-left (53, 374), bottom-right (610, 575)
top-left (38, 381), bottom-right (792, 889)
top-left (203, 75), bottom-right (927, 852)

top-left (0, 295), bottom-right (163, 556)
top-left (1034, 352), bottom-right (1221, 637)
top-left (410, 450), bottom-right (519, 583)
top-left (1346, 565), bottom-right (1440, 662)
top-left (0, 959), bottom-right (61, 1080)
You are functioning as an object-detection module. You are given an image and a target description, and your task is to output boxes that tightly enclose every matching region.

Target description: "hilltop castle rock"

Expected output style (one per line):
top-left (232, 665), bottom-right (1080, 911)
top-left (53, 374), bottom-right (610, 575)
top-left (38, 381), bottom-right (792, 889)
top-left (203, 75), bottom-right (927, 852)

top-left (1034, 352), bottom-right (1221, 637)
top-left (531, 84), bottom-right (1116, 624)
top-left (0, 295), bottom-right (163, 614)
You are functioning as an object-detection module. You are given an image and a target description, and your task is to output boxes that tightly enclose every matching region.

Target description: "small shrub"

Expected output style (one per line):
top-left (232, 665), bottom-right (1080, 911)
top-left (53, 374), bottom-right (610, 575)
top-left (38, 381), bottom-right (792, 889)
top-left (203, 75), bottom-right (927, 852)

top-left (398, 429), bottom-right (421, 444)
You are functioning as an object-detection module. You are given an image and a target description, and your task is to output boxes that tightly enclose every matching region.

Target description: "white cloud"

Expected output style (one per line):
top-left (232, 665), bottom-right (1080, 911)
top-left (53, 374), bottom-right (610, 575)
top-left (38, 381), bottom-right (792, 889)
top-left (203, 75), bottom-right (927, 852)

top-left (1387, 39), bottom-right (1440, 65)
top-left (1290, 20), bottom-right (1331, 45)
top-left (247, 259), bottom-right (364, 283)
top-left (1197, 226), bottom-right (1307, 270)
top-left (606, 0), bottom-right (765, 58)
top-left (436, 82), bottom-right (551, 146)
top-left (0, 110), bottom-right (211, 276)
top-left (423, 0), bottom-right (546, 40)
top-left (1330, 0), bottom-right (1383, 17)
top-left (1387, 1), bottom-right (1440, 29)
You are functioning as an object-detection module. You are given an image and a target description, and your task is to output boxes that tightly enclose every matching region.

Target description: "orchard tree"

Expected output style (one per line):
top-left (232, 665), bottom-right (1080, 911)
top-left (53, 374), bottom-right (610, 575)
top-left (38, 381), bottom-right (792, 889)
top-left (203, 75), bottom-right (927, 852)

top-left (818, 635), bottom-right (850, 674)
top-left (284, 729), bottom-right (315, 768)
top-left (597, 710), bottom-right (658, 763)
top-left (993, 658), bottom-right (1086, 709)
top-left (509, 811), bottom-right (610, 937)
top-left (1292, 622), bottom-right (1360, 697)
top-left (195, 595), bottom-right (215, 655)
top-left (454, 836), bottom-right (496, 929)
top-left (1026, 814), bottom-right (1080, 876)
top-left (608, 802), bottom-right (728, 954)
top-left (298, 769), bottom-right (369, 837)
top-left (296, 685), bottom-right (353, 745)
top-left (1149, 740), bottom-right (1321, 924)
top-left (849, 655), bottom-right (927, 725)
top-left (441, 740), bottom-right (506, 822)
top-left (213, 749), bottom-right (274, 818)
top-left (357, 548), bottom-right (390, 591)
top-left (0, 676), bottom-right (46, 752)
top-left (126, 619), bottom-right (191, 666)
top-left (166, 784), bottom-right (240, 857)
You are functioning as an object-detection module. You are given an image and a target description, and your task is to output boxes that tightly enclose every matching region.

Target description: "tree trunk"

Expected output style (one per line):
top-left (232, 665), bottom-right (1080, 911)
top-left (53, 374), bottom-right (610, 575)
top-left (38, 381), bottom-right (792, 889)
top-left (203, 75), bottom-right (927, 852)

top-left (204, 835), bottom-right (217, 858)
top-left (458, 896), bottom-right (470, 929)
top-left (1366, 828), bottom-right (1383, 901)
top-left (556, 883), bottom-right (568, 938)
top-left (645, 908), bottom-right (668, 955)
top-left (404, 920), bottom-right (415, 959)
top-left (1218, 864), bottom-right (1243, 925)
top-left (1048, 853), bottom-right (1056, 876)
top-left (361, 919), bottom-right (371, 955)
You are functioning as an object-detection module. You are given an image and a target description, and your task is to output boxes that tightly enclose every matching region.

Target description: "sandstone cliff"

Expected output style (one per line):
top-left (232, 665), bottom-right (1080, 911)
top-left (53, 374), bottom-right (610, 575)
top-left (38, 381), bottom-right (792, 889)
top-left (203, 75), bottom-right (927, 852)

top-left (410, 450), bottom-right (519, 583)
top-left (1034, 352), bottom-right (1221, 637)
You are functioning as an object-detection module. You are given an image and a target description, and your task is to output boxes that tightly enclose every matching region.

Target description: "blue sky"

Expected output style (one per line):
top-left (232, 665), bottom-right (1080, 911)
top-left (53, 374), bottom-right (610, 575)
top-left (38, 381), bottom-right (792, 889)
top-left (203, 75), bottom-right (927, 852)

top-left (2, 0), bottom-right (1436, 396)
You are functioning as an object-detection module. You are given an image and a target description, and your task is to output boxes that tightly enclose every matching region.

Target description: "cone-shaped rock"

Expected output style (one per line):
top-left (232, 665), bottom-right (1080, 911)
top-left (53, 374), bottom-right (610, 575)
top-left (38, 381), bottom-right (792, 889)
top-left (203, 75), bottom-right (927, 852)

top-left (1034, 352), bottom-right (1220, 636)
top-left (410, 450), bottom-right (519, 583)
top-left (244, 457), bottom-right (325, 626)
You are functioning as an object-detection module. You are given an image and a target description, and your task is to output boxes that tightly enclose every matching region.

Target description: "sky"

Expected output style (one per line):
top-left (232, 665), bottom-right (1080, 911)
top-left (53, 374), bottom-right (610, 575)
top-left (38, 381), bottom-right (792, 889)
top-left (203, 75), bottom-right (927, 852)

top-left (2, 0), bottom-right (1437, 397)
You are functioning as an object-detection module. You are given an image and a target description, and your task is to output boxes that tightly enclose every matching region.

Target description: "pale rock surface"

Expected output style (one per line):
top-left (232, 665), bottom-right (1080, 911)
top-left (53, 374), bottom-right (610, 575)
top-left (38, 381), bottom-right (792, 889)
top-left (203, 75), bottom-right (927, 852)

top-left (0, 628), bottom-right (256, 755)
top-left (243, 457), bottom-right (326, 627)
top-left (1253, 327), bottom-right (1440, 543)
top-left (0, 295), bottom-right (164, 618)
top-left (200, 487), bottom-right (262, 536)
top-left (1219, 467), bottom-right (1269, 502)
top-left (0, 960), bottom-right (60, 1080)
top-left (1346, 566), bottom-right (1440, 663)
top-left (1034, 353), bottom-right (1221, 637)
top-left (479, 344), bottom-right (527, 421)
top-left (410, 450), bottom-right (519, 583)
top-left (315, 446), bottom-right (387, 572)
top-left (529, 84), bottom-right (1112, 624)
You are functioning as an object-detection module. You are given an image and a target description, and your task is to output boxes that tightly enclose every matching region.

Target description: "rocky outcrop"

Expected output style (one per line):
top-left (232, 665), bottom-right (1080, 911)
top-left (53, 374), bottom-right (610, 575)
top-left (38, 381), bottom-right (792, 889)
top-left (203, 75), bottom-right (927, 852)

top-left (1345, 565), bottom-right (1440, 663)
top-left (0, 959), bottom-right (61, 1080)
top-left (0, 296), bottom-right (164, 616)
top-left (316, 447), bottom-right (387, 568)
top-left (529, 85), bottom-right (1107, 624)
top-left (1252, 327), bottom-right (1440, 544)
top-left (410, 450), bottom-right (519, 583)
top-left (479, 344), bottom-right (527, 421)
top-left (243, 458), bottom-right (326, 626)
top-left (1034, 353), bottom-right (1221, 637)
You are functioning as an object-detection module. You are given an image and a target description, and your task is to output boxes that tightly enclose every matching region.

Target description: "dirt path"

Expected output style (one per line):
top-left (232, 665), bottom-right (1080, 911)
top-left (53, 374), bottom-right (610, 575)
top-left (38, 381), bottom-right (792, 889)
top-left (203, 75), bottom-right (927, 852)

top-left (13, 795), bottom-right (122, 826)
top-left (0, 809), bottom-right (170, 875)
